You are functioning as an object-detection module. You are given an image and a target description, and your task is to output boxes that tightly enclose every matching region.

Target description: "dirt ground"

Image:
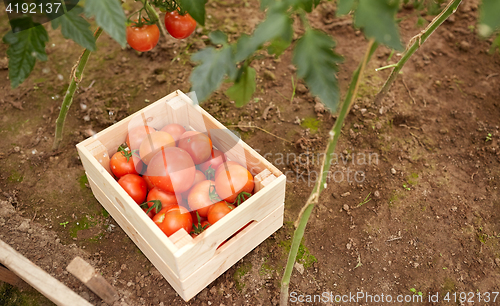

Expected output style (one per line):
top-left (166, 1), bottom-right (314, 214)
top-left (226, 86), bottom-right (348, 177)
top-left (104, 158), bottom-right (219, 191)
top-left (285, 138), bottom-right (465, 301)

top-left (1, 0), bottom-right (499, 305)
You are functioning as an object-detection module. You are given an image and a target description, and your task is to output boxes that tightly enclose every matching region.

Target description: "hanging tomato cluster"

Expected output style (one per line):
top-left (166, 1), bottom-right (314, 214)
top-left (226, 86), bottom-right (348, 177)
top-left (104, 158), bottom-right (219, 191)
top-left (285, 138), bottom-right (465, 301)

top-left (126, 0), bottom-right (197, 52)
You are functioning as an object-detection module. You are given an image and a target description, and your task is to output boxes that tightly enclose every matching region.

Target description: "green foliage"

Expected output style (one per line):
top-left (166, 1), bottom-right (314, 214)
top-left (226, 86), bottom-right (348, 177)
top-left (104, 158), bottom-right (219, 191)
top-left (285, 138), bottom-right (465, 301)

top-left (52, 7), bottom-right (96, 51)
top-left (479, 0), bottom-right (500, 37)
top-left (190, 46), bottom-right (236, 102)
top-left (84, 0), bottom-right (127, 47)
top-left (337, 0), bottom-right (355, 15)
top-left (179, 0), bottom-right (206, 25)
top-left (3, 21), bottom-right (48, 88)
top-left (293, 29), bottom-right (343, 112)
top-left (286, 0), bottom-right (321, 12)
top-left (354, 0), bottom-right (403, 50)
top-left (225, 66), bottom-right (257, 107)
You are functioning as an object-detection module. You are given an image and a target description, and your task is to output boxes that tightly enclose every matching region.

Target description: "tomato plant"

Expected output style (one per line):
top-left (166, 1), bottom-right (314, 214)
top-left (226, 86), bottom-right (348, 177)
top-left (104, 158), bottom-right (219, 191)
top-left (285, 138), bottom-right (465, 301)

top-left (164, 11), bottom-right (197, 39)
top-left (153, 205), bottom-right (192, 237)
top-left (144, 147), bottom-right (196, 194)
top-left (126, 22), bottom-right (160, 52)
top-left (118, 174), bottom-right (148, 204)
top-left (215, 163), bottom-right (254, 203)
top-left (178, 131), bottom-right (213, 165)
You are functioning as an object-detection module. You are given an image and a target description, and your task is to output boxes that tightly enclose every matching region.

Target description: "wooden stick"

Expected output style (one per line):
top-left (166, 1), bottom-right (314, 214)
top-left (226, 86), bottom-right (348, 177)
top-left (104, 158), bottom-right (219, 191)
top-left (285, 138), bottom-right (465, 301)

top-left (66, 257), bottom-right (119, 305)
top-left (0, 239), bottom-right (92, 306)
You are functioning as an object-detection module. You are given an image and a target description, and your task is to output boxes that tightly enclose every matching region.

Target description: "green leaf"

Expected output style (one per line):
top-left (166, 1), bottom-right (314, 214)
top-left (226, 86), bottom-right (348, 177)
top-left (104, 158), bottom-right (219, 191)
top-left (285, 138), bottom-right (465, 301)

top-left (337, 0), bottom-right (356, 15)
top-left (179, 0), bottom-right (206, 26)
top-left (52, 7), bottom-right (96, 51)
top-left (293, 29), bottom-right (343, 112)
top-left (268, 37), bottom-right (291, 57)
top-left (286, 0), bottom-right (321, 12)
top-left (235, 11), bottom-right (292, 61)
top-left (479, 0), bottom-right (500, 37)
top-left (225, 66), bottom-right (256, 107)
top-left (84, 0), bottom-right (126, 47)
top-left (190, 46), bottom-right (236, 102)
top-left (354, 0), bottom-right (403, 50)
top-left (3, 24), bottom-right (49, 88)
top-left (260, 0), bottom-right (274, 10)
top-left (490, 33), bottom-right (500, 53)
top-left (209, 30), bottom-right (228, 45)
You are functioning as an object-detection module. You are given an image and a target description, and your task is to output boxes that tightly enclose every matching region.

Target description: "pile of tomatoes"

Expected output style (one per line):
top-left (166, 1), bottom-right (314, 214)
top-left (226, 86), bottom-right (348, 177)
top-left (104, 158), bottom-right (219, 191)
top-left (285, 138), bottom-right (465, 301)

top-left (110, 124), bottom-right (254, 239)
top-left (126, 11), bottom-right (197, 52)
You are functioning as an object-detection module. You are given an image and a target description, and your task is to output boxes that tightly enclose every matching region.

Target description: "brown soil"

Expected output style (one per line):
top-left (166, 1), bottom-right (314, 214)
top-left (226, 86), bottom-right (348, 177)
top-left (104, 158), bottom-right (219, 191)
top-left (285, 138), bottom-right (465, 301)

top-left (1, 1), bottom-right (499, 305)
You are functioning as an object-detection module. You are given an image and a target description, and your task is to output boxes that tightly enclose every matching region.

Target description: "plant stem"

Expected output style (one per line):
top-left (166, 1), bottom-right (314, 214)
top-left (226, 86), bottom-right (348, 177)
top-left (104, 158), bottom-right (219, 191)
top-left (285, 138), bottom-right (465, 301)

top-left (279, 39), bottom-right (378, 306)
top-left (374, 0), bottom-right (462, 104)
top-left (52, 28), bottom-right (103, 150)
top-left (143, 0), bottom-right (169, 41)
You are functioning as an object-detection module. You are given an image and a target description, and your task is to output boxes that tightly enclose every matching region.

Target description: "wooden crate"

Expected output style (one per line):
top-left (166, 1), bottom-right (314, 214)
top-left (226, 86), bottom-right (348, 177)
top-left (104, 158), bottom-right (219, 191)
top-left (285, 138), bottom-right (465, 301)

top-left (76, 90), bottom-right (286, 301)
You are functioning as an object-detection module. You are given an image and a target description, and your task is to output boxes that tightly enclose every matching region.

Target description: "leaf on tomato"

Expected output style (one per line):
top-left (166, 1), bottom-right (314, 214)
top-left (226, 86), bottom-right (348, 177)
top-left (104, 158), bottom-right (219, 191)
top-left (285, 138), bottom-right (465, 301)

top-left (84, 0), bottom-right (126, 47)
top-left (479, 0), bottom-right (500, 37)
top-left (51, 7), bottom-right (96, 51)
top-left (337, 0), bottom-right (356, 15)
top-left (293, 29), bottom-right (343, 112)
top-left (3, 21), bottom-right (48, 88)
top-left (234, 11), bottom-right (292, 62)
top-left (190, 46), bottom-right (237, 102)
top-left (179, 0), bottom-right (206, 26)
top-left (209, 30), bottom-right (228, 45)
top-left (225, 66), bottom-right (256, 107)
top-left (354, 0), bottom-right (403, 51)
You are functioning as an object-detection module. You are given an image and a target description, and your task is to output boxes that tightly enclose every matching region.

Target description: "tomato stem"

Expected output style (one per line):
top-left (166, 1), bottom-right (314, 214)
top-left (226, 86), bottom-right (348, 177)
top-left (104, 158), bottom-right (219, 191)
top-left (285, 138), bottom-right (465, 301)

top-left (52, 27), bottom-right (103, 150)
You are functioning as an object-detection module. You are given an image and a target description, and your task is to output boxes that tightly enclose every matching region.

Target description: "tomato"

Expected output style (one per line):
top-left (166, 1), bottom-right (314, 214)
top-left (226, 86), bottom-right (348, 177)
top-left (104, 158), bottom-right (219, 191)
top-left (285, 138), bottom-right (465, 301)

top-left (215, 164), bottom-right (254, 203)
top-left (178, 131), bottom-right (213, 165)
top-left (139, 131), bottom-right (175, 165)
top-left (144, 147), bottom-right (196, 194)
top-left (187, 180), bottom-right (219, 217)
top-left (153, 205), bottom-right (192, 237)
top-left (160, 124), bottom-right (186, 145)
top-left (207, 201), bottom-right (235, 225)
top-left (214, 161), bottom-right (242, 179)
top-left (126, 125), bottom-right (156, 152)
top-left (164, 11), bottom-right (196, 39)
top-left (126, 22), bottom-right (160, 52)
top-left (142, 187), bottom-right (179, 217)
top-left (198, 149), bottom-right (226, 180)
top-left (110, 148), bottom-right (143, 178)
top-left (144, 175), bottom-right (155, 191)
top-left (181, 170), bottom-right (206, 200)
top-left (118, 174), bottom-right (148, 204)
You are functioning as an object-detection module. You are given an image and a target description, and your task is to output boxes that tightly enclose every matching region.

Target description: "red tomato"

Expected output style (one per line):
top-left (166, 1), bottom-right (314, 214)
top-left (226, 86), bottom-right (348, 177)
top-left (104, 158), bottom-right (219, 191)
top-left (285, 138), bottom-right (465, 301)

top-left (144, 147), bottom-right (196, 194)
top-left (178, 131), bottom-right (213, 165)
top-left (215, 164), bottom-right (254, 203)
top-left (181, 170), bottom-right (206, 200)
top-left (139, 131), bottom-right (175, 164)
top-left (153, 206), bottom-right (192, 237)
top-left (214, 161), bottom-right (242, 179)
top-left (187, 180), bottom-right (219, 217)
top-left (126, 22), bottom-right (160, 52)
top-left (110, 150), bottom-right (142, 178)
top-left (118, 174), bottom-right (148, 204)
top-left (207, 201), bottom-right (235, 225)
top-left (144, 175), bottom-right (155, 191)
top-left (160, 124), bottom-right (186, 145)
top-left (147, 187), bottom-right (179, 206)
top-left (126, 125), bottom-right (156, 152)
top-left (198, 149), bottom-right (226, 180)
top-left (164, 11), bottom-right (196, 39)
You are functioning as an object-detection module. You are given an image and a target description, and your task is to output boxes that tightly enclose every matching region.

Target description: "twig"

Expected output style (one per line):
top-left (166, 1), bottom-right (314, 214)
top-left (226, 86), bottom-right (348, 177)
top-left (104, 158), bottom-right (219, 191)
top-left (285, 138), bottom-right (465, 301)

top-left (386, 236), bottom-right (402, 242)
top-left (486, 73), bottom-right (499, 80)
top-left (374, 0), bottom-right (463, 104)
top-left (226, 125), bottom-right (292, 143)
top-left (410, 132), bottom-right (425, 147)
top-left (401, 77), bottom-right (416, 104)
